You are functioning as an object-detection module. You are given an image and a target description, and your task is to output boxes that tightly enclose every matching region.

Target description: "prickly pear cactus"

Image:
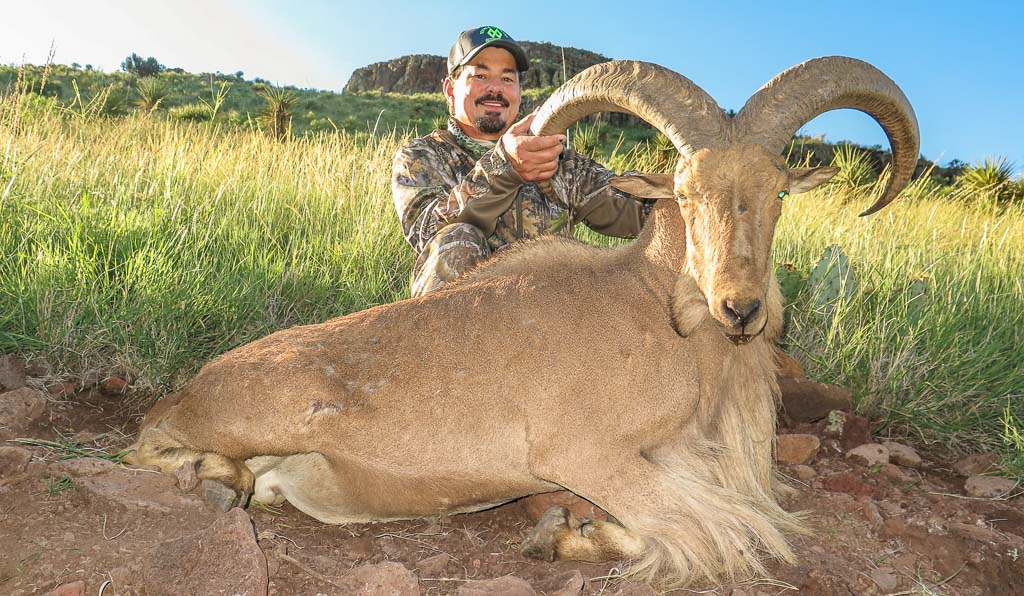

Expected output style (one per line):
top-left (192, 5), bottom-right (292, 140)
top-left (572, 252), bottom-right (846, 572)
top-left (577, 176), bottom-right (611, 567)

top-left (807, 244), bottom-right (858, 310)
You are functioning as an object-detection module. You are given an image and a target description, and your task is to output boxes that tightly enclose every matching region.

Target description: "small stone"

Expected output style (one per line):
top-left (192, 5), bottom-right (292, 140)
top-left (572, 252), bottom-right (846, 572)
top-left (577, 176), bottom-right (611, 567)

top-left (858, 496), bottom-right (884, 530)
top-left (882, 441), bottom-right (922, 468)
top-left (47, 381), bottom-right (77, 398)
top-left (336, 562), bottom-right (419, 595)
top-left (532, 570), bottom-right (584, 596)
top-left (200, 479), bottom-right (238, 512)
top-left (847, 443), bottom-right (889, 467)
top-left (415, 552), bottom-right (450, 576)
top-left (953, 453), bottom-right (1000, 477)
top-left (948, 521), bottom-right (1006, 545)
top-left (779, 378), bottom-right (853, 422)
top-left (878, 463), bottom-right (914, 483)
top-left (520, 490), bottom-right (608, 522)
top-left (822, 411), bottom-right (872, 449)
top-left (867, 567), bottom-right (899, 592)
top-left (774, 351), bottom-right (805, 379)
top-left (823, 473), bottom-right (877, 498)
top-left (457, 576), bottom-right (536, 596)
top-left (0, 387), bottom-right (48, 435)
top-left (0, 445), bottom-right (33, 477)
top-left (63, 531), bottom-right (76, 543)
top-left (101, 375), bottom-right (130, 394)
top-left (175, 461), bottom-right (199, 491)
top-left (0, 354), bottom-right (27, 392)
top-left (790, 464), bottom-right (817, 481)
top-left (964, 475), bottom-right (1018, 498)
top-left (775, 434), bottom-right (820, 465)
top-left (44, 581), bottom-right (86, 596)
top-left (142, 508), bottom-right (267, 596)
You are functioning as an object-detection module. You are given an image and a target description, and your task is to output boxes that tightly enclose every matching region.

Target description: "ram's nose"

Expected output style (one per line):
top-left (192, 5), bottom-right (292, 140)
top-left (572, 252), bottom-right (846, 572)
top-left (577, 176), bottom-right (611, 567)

top-left (722, 298), bottom-right (761, 327)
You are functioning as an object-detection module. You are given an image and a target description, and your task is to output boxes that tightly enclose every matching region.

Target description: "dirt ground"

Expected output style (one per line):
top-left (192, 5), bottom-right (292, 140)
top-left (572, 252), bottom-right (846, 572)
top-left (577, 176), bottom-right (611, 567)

top-left (2, 379), bottom-right (1023, 595)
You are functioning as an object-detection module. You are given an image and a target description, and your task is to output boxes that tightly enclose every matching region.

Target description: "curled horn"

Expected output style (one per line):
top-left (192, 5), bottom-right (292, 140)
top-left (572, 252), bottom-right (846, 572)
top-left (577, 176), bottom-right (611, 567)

top-left (530, 61), bottom-right (728, 160)
top-left (735, 56), bottom-right (920, 216)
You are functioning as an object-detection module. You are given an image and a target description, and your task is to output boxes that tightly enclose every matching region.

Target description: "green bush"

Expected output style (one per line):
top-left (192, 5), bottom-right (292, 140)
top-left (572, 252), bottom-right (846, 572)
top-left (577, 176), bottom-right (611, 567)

top-left (168, 103), bottom-right (214, 122)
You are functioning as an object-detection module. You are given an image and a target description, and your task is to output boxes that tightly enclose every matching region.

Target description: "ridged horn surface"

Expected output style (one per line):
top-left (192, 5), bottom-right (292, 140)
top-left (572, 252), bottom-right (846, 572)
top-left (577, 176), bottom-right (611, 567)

top-left (736, 56), bottom-right (920, 215)
top-left (530, 61), bottom-right (728, 159)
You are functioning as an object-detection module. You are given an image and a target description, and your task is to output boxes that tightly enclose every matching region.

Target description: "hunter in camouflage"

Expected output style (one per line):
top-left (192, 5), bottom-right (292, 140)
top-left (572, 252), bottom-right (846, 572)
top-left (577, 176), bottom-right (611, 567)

top-left (392, 26), bottom-right (652, 297)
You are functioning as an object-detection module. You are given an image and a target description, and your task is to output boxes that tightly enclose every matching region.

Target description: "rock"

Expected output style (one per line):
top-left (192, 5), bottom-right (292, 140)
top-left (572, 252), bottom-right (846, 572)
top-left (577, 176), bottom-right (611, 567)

top-left (415, 552), bottom-right (450, 576)
top-left (775, 351), bottom-right (805, 379)
top-left (776, 434), bottom-right (820, 465)
top-left (200, 478), bottom-right (239, 512)
top-left (335, 562), bottom-right (419, 594)
top-left (457, 576), bottom-right (536, 596)
top-left (0, 387), bottom-right (48, 434)
top-left (47, 380), bottom-right (77, 398)
top-left (878, 463), bottom-right (914, 483)
top-left (532, 570), bottom-right (584, 596)
top-left (45, 580), bottom-right (86, 596)
top-left (100, 375), bottom-right (129, 394)
top-left (779, 378), bottom-right (852, 422)
top-left (51, 458), bottom-right (214, 515)
top-left (822, 410), bottom-right (872, 450)
top-left (858, 496), bottom-right (884, 530)
top-left (866, 567), bottom-right (899, 592)
top-left (174, 461), bottom-right (199, 491)
top-left (604, 581), bottom-right (658, 596)
top-left (882, 441), bottom-right (922, 468)
top-left (823, 473), bottom-right (877, 498)
top-left (789, 464), bottom-right (817, 481)
top-left (964, 475), bottom-right (1018, 498)
top-left (142, 508), bottom-right (267, 596)
top-left (953, 452), bottom-right (1000, 477)
top-left (846, 443), bottom-right (889, 467)
top-left (0, 354), bottom-right (27, 392)
top-left (0, 445), bottom-right (33, 477)
top-left (520, 490), bottom-right (608, 522)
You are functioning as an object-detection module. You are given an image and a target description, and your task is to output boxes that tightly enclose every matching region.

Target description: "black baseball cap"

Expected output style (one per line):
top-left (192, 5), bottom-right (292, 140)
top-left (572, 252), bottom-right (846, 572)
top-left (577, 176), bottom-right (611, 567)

top-left (448, 26), bottom-right (530, 75)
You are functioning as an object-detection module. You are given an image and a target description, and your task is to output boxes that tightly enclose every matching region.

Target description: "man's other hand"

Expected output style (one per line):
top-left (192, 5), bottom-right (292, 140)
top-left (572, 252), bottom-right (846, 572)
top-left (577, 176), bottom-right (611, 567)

top-left (500, 111), bottom-right (566, 182)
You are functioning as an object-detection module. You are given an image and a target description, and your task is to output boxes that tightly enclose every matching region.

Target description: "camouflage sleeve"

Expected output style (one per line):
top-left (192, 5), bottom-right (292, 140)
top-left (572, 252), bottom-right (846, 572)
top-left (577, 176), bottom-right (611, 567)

top-left (564, 152), bottom-right (655, 239)
top-left (392, 140), bottom-right (524, 253)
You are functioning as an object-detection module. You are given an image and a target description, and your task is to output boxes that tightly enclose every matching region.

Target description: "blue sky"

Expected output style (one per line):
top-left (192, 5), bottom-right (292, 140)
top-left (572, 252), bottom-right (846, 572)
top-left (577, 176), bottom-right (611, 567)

top-left (3, 1), bottom-right (1020, 171)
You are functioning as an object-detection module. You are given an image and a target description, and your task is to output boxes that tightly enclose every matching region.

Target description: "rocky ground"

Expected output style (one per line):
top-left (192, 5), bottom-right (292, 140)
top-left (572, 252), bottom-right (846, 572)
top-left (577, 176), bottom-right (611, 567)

top-left (1, 352), bottom-right (1022, 595)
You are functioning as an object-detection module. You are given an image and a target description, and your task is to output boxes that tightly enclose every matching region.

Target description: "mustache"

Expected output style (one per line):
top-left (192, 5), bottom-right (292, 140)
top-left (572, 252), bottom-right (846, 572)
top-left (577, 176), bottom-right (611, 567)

top-left (475, 94), bottom-right (509, 108)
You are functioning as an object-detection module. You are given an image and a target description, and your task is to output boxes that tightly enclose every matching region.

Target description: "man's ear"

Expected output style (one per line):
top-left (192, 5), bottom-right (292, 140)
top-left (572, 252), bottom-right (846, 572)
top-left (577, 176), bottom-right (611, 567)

top-left (609, 174), bottom-right (675, 199)
top-left (789, 166), bottom-right (840, 194)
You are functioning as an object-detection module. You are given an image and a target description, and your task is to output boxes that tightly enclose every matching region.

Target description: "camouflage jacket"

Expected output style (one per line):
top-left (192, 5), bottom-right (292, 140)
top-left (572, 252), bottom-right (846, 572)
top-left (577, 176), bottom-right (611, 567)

top-left (392, 129), bottom-right (652, 254)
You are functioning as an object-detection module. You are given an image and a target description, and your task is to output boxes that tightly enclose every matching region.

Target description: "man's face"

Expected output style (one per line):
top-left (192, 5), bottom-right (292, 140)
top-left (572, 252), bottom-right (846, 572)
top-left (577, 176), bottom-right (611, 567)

top-left (444, 46), bottom-right (522, 140)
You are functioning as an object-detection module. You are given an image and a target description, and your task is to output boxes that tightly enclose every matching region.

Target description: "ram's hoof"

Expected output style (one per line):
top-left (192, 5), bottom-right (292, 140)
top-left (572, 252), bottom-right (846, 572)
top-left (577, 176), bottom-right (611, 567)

top-left (521, 506), bottom-right (575, 562)
top-left (200, 479), bottom-right (250, 512)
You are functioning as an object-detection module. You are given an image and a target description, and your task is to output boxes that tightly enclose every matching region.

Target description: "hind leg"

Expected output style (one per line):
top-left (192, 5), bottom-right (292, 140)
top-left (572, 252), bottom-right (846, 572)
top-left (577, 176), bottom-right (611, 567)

top-left (126, 425), bottom-right (254, 508)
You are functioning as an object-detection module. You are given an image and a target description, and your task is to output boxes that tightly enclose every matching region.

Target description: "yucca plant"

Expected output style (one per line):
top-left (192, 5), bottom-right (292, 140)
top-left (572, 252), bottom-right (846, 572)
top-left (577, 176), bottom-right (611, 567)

top-left (134, 77), bottom-right (171, 113)
top-left (830, 143), bottom-right (878, 189)
top-left (571, 121), bottom-right (604, 159)
top-left (258, 85), bottom-right (297, 141)
top-left (168, 103), bottom-right (213, 122)
top-left (957, 157), bottom-right (1016, 202)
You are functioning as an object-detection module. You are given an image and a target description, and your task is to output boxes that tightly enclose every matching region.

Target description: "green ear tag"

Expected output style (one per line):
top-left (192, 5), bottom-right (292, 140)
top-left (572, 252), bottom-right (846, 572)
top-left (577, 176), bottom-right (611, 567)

top-left (778, 191), bottom-right (788, 200)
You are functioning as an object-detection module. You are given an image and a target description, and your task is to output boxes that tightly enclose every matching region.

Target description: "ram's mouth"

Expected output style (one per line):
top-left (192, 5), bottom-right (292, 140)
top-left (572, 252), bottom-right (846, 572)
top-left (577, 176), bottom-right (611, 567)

top-left (725, 318), bottom-right (767, 345)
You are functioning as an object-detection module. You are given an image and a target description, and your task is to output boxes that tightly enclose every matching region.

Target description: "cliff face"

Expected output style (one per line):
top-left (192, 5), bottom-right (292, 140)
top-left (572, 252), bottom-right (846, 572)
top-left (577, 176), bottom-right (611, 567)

top-left (343, 42), bottom-right (610, 94)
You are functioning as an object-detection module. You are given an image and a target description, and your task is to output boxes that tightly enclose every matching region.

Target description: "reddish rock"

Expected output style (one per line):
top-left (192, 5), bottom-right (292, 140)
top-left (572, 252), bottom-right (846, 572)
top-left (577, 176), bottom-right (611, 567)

top-left (953, 453), bottom-right (1000, 477)
top-left (457, 576), bottom-right (535, 595)
top-left (866, 567), bottom-right (898, 592)
top-left (858, 496), bottom-right (884, 530)
top-left (0, 354), bottom-right (27, 392)
top-left (415, 552), bottom-right (450, 576)
top-left (44, 580), bottom-right (85, 596)
top-left (101, 375), bottom-right (130, 394)
top-left (142, 508), bottom-right (267, 595)
top-left (775, 351), bottom-right (805, 379)
top-left (882, 441), bottom-right (922, 468)
top-left (532, 570), bottom-right (584, 596)
top-left (789, 464), bottom-right (817, 481)
top-left (51, 458), bottom-right (213, 515)
top-left (336, 562), bottom-right (419, 594)
top-left (776, 433), bottom-right (820, 465)
top-left (47, 380), bottom-right (77, 398)
top-left (823, 473), bottom-right (877, 498)
top-left (779, 378), bottom-right (853, 422)
top-left (878, 463), bottom-right (914, 483)
top-left (0, 387), bottom-right (48, 435)
top-left (964, 475), bottom-right (1018, 498)
top-left (846, 443), bottom-right (889, 467)
top-left (0, 445), bottom-right (33, 477)
top-left (821, 411), bottom-right (872, 450)
top-left (520, 490), bottom-right (608, 522)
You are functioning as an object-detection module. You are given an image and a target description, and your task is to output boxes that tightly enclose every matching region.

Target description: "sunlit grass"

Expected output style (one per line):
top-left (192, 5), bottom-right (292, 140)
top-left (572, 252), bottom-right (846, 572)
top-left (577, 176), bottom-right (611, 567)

top-left (1, 96), bottom-right (1021, 467)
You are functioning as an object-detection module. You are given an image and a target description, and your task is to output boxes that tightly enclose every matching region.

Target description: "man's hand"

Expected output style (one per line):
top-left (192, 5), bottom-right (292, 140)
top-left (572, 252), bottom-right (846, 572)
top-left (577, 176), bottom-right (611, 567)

top-left (500, 111), bottom-right (566, 182)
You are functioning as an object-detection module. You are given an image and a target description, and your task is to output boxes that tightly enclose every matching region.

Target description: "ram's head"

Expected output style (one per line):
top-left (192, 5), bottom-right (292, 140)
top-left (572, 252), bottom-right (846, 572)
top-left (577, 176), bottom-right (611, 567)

top-left (532, 58), bottom-right (919, 343)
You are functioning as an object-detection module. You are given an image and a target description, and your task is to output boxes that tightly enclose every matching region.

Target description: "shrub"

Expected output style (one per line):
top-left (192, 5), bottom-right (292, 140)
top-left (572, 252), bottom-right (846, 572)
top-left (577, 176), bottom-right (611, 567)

top-left (168, 103), bottom-right (214, 122)
top-left (957, 157), bottom-right (1017, 203)
top-left (134, 77), bottom-right (171, 113)
top-left (830, 143), bottom-right (877, 189)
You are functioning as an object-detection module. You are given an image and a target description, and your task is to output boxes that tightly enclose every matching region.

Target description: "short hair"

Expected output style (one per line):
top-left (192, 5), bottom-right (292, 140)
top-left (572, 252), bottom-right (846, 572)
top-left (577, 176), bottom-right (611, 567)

top-left (443, 67), bottom-right (524, 117)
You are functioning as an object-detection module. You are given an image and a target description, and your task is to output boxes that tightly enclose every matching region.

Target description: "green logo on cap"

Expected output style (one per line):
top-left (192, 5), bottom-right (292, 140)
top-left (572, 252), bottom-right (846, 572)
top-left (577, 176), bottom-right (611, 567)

top-left (479, 27), bottom-right (507, 43)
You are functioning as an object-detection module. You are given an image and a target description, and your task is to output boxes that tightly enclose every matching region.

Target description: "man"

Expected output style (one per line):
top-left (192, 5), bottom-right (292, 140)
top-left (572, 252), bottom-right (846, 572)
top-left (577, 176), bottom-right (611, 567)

top-left (392, 26), bottom-right (652, 297)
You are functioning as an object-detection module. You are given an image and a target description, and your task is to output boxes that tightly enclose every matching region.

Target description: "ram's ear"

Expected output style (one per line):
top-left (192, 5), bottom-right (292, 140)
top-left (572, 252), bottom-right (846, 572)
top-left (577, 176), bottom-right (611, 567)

top-left (609, 174), bottom-right (675, 199)
top-left (789, 166), bottom-right (839, 194)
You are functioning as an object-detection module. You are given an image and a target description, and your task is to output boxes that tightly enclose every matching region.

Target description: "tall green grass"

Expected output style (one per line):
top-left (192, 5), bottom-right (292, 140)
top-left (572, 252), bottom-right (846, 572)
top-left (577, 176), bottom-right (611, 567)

top-left (1, 97), bottom-right (1021, 465)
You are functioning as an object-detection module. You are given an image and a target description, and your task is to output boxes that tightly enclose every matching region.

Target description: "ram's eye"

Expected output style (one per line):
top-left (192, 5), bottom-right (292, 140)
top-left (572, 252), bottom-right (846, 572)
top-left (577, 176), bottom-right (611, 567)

top-left (676, 193), bottom-right (687, 202)
top-left (777, 190), bottom-right (788, 200)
